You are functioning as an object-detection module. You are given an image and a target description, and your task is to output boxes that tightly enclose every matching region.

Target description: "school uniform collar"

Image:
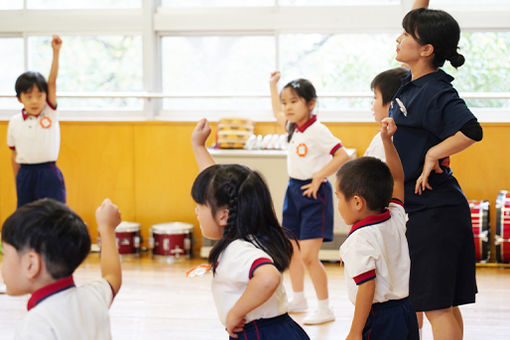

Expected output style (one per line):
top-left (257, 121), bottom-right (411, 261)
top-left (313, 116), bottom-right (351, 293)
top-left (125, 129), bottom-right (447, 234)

top-left (347, 209), bottom-right (391, 237)
top-left (27, 275), bottom-right (75, 311)
top-left (21, 109), bottom-right (40, 121)
top-left (402, 69), bottom-right (454, 88)
top-left (296, 115), bottom-right (317, 133)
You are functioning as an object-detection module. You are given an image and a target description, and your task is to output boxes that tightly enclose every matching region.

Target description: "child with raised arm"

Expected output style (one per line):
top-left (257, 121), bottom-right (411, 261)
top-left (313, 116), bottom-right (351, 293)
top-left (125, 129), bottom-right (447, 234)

top-left (269, 71), bottom-right (350, 324)
top-left (191, 118), bottom-right (310, 340)
top-left (1, 198), bottom-right (122, 339)
top-left (364, 67), bottom-right (409, 161)
top-left (338, 118), bottom-right (419, 340)
top-left (7, 35), bottom-right (65, 207)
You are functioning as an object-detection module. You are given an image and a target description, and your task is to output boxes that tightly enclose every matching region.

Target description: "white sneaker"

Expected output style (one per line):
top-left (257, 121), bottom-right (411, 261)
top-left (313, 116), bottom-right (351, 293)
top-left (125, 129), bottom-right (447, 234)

top-left (303, 307), bottom-right (335, 325)
top-left (288, 297), bottom-right (308, 313)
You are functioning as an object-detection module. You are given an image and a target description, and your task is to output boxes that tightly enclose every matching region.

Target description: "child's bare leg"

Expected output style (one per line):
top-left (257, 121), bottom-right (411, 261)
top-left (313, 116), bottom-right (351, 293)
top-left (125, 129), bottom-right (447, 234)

top-left (289, 239), bottom-right (305, 292)
top-left (425, 307), bottom-right (462, 340)
top-left (300, 238), bottom-right (328, 300)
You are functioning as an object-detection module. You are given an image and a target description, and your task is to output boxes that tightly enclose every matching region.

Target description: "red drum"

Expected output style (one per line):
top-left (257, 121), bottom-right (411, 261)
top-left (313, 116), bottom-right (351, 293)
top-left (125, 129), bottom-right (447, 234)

top-left (115, 222), bottom-right (141, 256)
top-left (496, 191), bottom-right (510, 262)
top-left (469, 200), bottom-right (490, 262)
top-left (495, 237), bottom-right (510, 263)
top-left (150, 223), bottom-right (193, 262)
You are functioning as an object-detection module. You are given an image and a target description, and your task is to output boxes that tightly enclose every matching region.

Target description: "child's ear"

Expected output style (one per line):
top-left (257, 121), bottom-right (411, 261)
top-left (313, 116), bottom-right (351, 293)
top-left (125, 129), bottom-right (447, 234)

top-left (215, 207), bottom-right (230, 227)
top-left (307, 98), bottom-right (316, 112)
top-left (17, 97), bottom-right (22, 104)
top-left (353, 195), bottom-right (365, 211)
top-left (22, 251), bottom-right (43, 280)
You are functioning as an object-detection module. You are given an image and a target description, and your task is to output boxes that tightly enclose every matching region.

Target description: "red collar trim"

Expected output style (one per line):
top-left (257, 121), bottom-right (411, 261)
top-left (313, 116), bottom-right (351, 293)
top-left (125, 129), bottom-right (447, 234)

top-left (27, 276), bottom-right (75, 311)
top-left (21, 108), bottom-right (41, 121)
top-left (348, 209), bottom-right (391, 236)
top-left (296, 115), bottom-right (317, 133)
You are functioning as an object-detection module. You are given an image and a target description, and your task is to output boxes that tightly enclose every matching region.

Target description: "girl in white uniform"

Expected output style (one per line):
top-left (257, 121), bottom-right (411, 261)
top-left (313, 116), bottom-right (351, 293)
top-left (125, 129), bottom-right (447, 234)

top-left (270, 71), bottom-right (350, 324)
top-left (191, 119), bottom-right (310, 340)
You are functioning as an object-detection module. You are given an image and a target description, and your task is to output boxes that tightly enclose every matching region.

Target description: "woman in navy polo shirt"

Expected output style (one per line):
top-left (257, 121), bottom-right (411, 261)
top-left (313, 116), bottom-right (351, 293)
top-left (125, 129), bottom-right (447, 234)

top-left (389, 2), bottom-right (483, 340)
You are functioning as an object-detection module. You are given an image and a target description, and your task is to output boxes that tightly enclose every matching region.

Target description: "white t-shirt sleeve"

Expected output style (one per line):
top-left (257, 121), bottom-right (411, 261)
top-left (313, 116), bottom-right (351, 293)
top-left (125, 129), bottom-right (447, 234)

top-left (82, 279), bottom-right (115, 308)
top-left (226, 241), bottom-right (275, 282)
top-left (314, 123), bottom-right (342, 155)
top-left (389, 199), bottom-right (407, 232)
top-left (7, 117), bottom-right (16, 149)
top-left (340, 235), bottom-right (377, 285)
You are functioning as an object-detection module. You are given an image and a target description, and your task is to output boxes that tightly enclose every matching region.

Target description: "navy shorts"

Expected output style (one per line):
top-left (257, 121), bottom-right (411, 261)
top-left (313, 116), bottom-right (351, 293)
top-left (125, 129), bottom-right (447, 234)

top-left (363, 298), bottom-right (419, 340)
top-left (16, 162), bottom-right (66, 208)
top-left (282, 178), bottom-right (334, 242)
top-left (406, 204), bottom-right (477, 311)
top-left (230, 313), bottom-right (309, 340)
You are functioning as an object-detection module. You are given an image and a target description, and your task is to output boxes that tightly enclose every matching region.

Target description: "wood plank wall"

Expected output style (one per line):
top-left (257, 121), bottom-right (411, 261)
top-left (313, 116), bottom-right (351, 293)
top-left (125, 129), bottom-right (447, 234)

top-left (1, 121), bottom-right (509, 260)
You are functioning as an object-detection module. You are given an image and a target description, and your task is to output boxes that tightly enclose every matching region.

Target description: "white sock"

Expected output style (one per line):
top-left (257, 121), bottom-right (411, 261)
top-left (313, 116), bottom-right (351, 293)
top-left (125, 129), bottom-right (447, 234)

top-left (317, 298), bottom-right (330, 310)
top-left (293, 291), bottom-right (305, 302)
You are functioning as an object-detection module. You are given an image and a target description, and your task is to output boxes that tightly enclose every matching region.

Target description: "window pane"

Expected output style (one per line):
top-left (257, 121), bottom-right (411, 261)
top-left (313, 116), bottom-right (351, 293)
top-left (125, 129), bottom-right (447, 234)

top-left (280, 33), bottom-right (399, 110)
top-left (444, 32), bottom-right (510, 108)
top-left (435, 0), bottom-right (510, 4)
top-left (27, 0), bottom-right (140, 9)
top-left (162, 36), bottom-right (274, 111)
top-left (0, 0), bottom-right (22, 9)
top-left (162, 0), bottom-right (274, 7)
top-left (280, 0), bottom-right (397, 5)
top-left (28, 36), bottom-right (143, 110)
top-left (0, 38), bottom-right (24, 110)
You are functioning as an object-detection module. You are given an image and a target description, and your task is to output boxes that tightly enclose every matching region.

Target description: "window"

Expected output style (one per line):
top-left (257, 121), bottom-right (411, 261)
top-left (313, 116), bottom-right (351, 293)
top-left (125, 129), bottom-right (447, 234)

top-left (162, 0), bottom-right (274, 7)
top-left (0, 38), bottom-right (24, 110)
top-left (27, 0), bottom-right (140, 9)
top-left (28, 35), bottom-right (143, 110)
top-left (444, 32), bottom-right (510, 109)
top-left (280, 33), bottom-right (399, 110)
top-left (162, 35), bottom-right (274, 112)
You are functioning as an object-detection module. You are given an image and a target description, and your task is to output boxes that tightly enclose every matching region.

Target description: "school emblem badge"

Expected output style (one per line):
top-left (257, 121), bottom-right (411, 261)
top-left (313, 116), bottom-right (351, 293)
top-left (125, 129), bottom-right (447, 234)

top-left (40, 116), bottom-right (52, 129)
top-left (296, 143), bottom-right (308, 157)
top-left (395, 98), bottom-right (408, 117)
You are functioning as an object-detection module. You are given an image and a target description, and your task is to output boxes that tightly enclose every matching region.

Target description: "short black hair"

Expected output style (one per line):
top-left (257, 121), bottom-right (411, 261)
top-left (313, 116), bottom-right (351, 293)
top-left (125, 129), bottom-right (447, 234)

top-left (15, 71), bottom-right (48, 98)
top-left (371, 67), bottom-right (409, 105)
top-left (1, 199), bottom-right (91, 279)
top-left (336, 157), bottom-right (393, 212)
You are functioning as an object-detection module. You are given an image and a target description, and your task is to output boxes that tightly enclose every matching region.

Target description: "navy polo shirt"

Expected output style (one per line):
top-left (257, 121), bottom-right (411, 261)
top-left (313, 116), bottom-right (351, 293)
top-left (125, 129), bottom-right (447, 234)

top-left (389, 69), bottom-right (475, 212)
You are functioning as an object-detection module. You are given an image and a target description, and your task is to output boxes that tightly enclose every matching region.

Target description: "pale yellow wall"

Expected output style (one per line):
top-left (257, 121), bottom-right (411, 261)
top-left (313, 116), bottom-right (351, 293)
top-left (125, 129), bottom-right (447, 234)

top-left (1, 121), bottom-right (509, 260)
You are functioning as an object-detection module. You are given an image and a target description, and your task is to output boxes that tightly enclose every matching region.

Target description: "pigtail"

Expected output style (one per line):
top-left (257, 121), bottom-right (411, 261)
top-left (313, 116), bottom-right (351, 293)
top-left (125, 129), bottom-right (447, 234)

top-left (287, 122), bottom-right (296, 143)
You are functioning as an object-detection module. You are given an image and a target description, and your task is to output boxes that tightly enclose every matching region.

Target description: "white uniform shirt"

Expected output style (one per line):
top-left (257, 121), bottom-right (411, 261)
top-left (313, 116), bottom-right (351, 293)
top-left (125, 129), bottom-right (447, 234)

top-left (339, 200), bottom-right (410, 305)
top-left (15, 276), bottom-right (114, 340)
top-left (212, 239), bottom-right (288, 325)
top-left (363, 132), bottom-right (386, 162)
top-left (287, 115), bottom-right (342, 180)
top-left (7, 102), bottom-right (60, 164)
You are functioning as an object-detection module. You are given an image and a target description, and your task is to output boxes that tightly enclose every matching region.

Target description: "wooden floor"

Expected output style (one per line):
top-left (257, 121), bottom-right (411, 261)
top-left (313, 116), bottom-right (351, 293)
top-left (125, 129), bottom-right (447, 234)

top-left (1, 254), bottom-right (510, 340)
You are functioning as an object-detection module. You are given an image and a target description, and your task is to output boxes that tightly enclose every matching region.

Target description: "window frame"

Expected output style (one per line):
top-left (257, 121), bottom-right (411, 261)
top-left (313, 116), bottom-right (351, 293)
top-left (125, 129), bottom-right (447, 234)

top-left (0, 1), bottom-right (509, 122)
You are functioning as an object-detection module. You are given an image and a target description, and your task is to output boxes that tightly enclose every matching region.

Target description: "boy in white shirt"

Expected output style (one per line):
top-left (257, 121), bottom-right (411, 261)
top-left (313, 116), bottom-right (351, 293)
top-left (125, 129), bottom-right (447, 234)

top-left (7, 35), bottom-right (65, 207)
top-left (1, 198), bottom-right (122, 340)
top-left (338, 118), bottom-right (419, 340)
top-left (364, 67), bottom-right (408, 161)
